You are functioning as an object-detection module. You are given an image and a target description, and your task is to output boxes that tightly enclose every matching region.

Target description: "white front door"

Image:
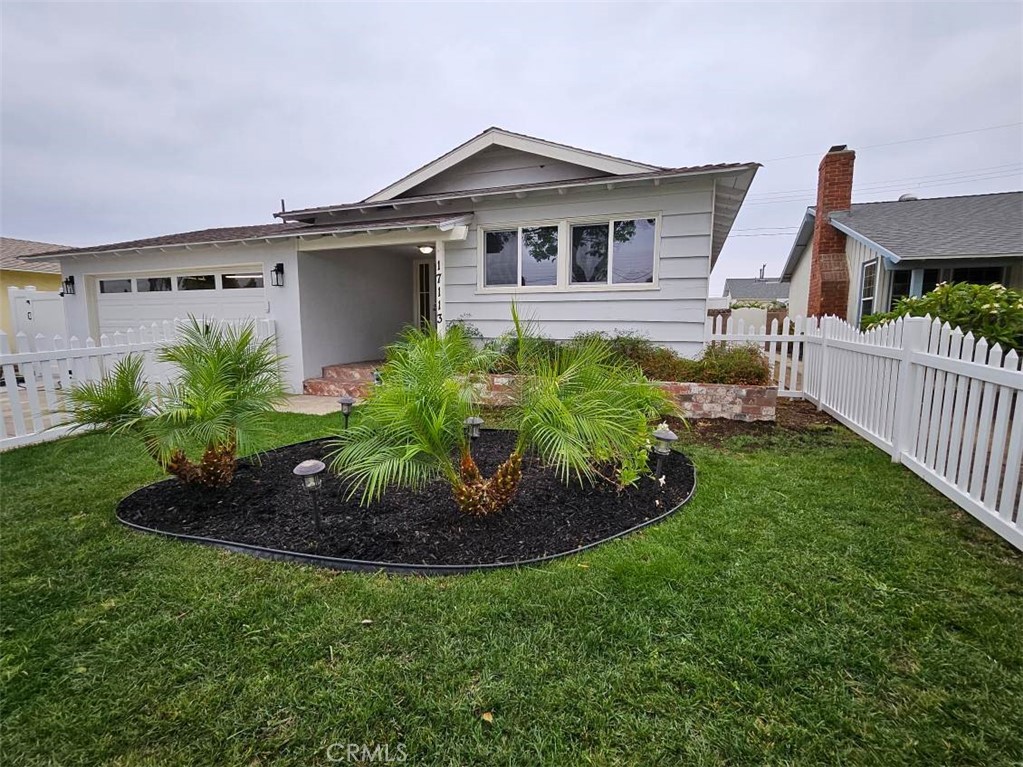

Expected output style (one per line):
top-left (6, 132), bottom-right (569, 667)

top-left (413, 258), bottom-right (436, 331)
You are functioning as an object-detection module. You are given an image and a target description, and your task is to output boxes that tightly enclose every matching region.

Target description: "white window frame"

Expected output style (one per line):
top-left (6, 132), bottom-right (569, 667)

top-left (858, 258), bottom-right (878, 322)
top-left (93, 265), bottom-right (268, 297)
top-left (477, 212), bottom-right (661, 294)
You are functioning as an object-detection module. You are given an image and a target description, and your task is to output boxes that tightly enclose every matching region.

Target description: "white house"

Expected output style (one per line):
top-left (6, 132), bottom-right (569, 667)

top-left (27, 128), bottom-right (758, 393)
top-left (782, 144), bottom-right (1023, 324)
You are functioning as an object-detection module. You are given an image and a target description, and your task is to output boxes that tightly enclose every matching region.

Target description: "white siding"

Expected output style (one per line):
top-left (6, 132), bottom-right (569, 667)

top-left (405, 146), bottom-right (609, 197)
top-left (845, 237), bottom-right (890, 321)
top-left (787, 242), bottom-right (813, 320)
top-left (443, 181), bottom-right (715, 357)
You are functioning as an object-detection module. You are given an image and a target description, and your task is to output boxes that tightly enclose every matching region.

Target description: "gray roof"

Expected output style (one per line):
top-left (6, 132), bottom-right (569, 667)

top-left (829, 191), bottom-right (1023, 259)
top-left (0, 237), bottom-right (66, 273)
top-left (723, 277), bottom-right (790, 301)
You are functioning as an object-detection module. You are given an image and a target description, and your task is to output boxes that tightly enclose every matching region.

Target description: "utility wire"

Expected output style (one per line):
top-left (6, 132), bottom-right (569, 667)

top-left (761, 121), bottom-right (1023, 163)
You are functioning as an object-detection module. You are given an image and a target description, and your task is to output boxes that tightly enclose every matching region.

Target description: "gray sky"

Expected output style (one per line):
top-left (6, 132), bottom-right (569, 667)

top-left (3, 1), bottom-right (1021, 293)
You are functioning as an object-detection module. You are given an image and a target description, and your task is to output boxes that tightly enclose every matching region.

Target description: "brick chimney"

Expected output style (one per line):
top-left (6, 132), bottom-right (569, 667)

top-left (807, 145), bottom-right (854, 318)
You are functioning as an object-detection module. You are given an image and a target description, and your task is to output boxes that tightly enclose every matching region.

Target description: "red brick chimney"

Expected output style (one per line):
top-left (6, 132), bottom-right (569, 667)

top-left (807, 145), bottom-right (855, 318)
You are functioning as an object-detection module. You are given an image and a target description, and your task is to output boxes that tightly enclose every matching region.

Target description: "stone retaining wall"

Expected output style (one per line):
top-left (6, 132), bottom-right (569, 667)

top-left (477, 375), bottom-right (777, 422)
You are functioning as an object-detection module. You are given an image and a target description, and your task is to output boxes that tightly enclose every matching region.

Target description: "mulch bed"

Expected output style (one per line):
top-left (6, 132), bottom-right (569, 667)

top-left (117, 430), bottom-right (695, 568)
top-left (669, 399), bottom-right (838, 447)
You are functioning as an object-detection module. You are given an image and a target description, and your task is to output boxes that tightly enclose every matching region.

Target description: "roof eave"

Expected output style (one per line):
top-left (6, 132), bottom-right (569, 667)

top-left (277, 164), bottom-right (760, 222)
top-left (828, 217), bottom-right (902, 264)
top-left (780, 209), bottom-right (817, 280)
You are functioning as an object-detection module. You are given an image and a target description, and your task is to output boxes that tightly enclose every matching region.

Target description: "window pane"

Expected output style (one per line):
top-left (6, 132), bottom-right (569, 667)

top-left (950, 266), bottom-right (1003, 285)
top-left (222, 272), bottom-right (265, 289)
top-left (99, 279), bottom-right (132, 294)
top-left (177, 274), bottom-right (216, 291)
top-left (520, 226), bottom-right (558, 287)
top-left (611, 219), bottom-right (656, 284)
top-left (571, 224), bottom-right (609, 283)
top-left (889, 270), bottom-right (912, 310)
top-left (861, 262), bottom-right (876, 299)
top-left (484, 231), bottom-right (517, 287)
top-left (136, 277), bottom-right (172, 292)
top-left (922, 268), bottom-right (941, 294)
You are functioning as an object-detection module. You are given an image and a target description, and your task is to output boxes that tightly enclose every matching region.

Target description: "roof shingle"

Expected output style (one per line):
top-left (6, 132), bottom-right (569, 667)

top-left (0, 237), bottom-right (67, 273)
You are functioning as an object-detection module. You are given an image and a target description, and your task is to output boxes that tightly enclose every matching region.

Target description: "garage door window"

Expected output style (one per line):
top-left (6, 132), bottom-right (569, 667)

top-left (177, 275), bottom-right (216, 291)
top-left (136, 277), bottom-right (172, 292)
top-left (99, 279), bottom-right (133, 294)
top-left (222, 272), bottom-right (264, 289)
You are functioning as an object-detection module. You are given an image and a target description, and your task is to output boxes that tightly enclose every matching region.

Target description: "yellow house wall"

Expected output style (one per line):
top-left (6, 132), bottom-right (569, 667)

top-left (0, 269), bottom-right (63, 338)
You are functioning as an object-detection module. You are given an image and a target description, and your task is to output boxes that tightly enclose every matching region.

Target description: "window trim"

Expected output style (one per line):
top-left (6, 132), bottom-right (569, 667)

top-left (91, 265), bottom-right (268, 297)
top-left (858, 258), bottom-right (878, 322)
top-left (477, 212), bottom-right (661, 294)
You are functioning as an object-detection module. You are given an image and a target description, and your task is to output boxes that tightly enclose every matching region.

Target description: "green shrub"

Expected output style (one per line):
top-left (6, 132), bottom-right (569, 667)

top-left (862, 282), bottom-right (1023, 351)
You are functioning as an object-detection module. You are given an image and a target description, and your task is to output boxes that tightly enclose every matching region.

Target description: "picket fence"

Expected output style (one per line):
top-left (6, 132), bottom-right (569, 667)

top-left (0, 319), bottom-right (276, 451)
top-left (707, 313), bottom-right (1023, 549)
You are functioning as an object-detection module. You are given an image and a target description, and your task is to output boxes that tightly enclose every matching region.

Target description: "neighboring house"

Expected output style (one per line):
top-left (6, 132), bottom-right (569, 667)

top-left (722, 275), bottom-right (789, 305)
top-left (781, 145), bottom-right (1023, 323)
top-left (0, 237), bottom-right (67, 338)
top-left (26, 127), bottom-right (758, 393)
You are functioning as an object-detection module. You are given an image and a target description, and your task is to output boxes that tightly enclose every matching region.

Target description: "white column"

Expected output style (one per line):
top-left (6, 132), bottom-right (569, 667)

top-left (434, 240), bottom-right (446, 335)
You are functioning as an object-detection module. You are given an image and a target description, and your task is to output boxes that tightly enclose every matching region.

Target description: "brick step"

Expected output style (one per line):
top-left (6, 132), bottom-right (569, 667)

top-left (321, 362), bottom-right (382, 380)
top-left (302, 378), bottom-right (374, 398)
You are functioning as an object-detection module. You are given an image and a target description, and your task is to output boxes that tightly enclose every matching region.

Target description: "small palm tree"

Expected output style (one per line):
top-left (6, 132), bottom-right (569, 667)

top-left (330, 310), bottom-right (675, 515)
top-left (63, 318), bottom-right (286, 487)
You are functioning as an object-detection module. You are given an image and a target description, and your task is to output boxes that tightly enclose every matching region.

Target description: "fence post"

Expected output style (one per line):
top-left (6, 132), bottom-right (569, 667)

top-left (890, 316), bottom-right (931, 464)
top-left (816, 316), bottom-right (831, 411)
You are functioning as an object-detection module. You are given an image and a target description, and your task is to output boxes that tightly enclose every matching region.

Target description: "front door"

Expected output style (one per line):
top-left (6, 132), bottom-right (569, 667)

top-left (413, 258), bottom-right (436, 331)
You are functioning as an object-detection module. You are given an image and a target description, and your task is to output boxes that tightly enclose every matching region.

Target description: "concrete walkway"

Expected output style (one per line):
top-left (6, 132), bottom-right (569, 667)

top-left (276, 394), bottom-right (344, 416)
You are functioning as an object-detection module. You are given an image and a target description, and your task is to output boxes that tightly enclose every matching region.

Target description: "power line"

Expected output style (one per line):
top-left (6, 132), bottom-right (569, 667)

top-left (762, 121), bottom-right (1023, 163)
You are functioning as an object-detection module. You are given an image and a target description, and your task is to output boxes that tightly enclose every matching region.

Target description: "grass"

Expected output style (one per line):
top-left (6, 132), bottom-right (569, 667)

top-left (2, 411), bottom-right (1021, 765)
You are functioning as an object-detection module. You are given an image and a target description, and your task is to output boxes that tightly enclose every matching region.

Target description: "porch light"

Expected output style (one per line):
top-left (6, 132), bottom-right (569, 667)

top-left (293, 459), bottom-right (326, 533)
top-left (338, 395), bottom-right (355, 429)
top-left (418, 245), bottom-right (434, 255)
top-left (270, 262), bottom-right (285, 287)
top-left (651, 425), bottom-right (678, 478)
top-left (60, 276), bottom-right (76, 296)
top-left (464, 416), bottom-right (484, 440)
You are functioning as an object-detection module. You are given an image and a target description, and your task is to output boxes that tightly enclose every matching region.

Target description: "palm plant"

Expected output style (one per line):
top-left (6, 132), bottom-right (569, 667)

top-left (63, 318), bottom-right (286, 487)
top-left (330, 310), bottom-right (675, 515)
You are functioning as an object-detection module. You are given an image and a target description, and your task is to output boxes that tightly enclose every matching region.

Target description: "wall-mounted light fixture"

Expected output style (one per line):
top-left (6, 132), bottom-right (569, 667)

top-left (270, 262), bottom-right (285, 287)
top-left (60, 275), bottom-right (76, 296)
top-left (418, 244), bottom-right (435, 255)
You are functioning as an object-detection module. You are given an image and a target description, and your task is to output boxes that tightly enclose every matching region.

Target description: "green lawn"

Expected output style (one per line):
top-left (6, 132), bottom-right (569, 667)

top-left (2, 412), bottom-right (1021, 766)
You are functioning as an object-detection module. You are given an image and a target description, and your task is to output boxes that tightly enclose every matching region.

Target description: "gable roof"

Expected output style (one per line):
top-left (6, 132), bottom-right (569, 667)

top-left (1, 237), bottom-right (67, 273)
top-left (828, 191), bottom-right (1023, 262)
top-left (723, 277), bottom-right (790, 301)
top-left (363, 127), bottom-right (662, 203)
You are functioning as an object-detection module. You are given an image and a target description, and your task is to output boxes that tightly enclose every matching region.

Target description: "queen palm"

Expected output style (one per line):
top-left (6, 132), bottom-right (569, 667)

top-left (63, 318), bottom-right (286, 487)
top-left (330, 309), bottom-right (674, 515)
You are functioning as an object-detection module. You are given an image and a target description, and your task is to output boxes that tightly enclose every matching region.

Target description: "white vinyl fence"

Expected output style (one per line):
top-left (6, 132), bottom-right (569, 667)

top-left (0, 319), bottom-right (275, 451)
top-left (707, 314), bottom-right (1023, 550)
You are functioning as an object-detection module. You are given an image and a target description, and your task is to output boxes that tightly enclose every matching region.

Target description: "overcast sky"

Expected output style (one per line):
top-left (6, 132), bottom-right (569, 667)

top-left (2, 1), bottom-right (1021, 293)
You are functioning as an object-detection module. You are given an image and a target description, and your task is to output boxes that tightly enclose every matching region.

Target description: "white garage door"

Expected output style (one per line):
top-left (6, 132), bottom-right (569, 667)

top-left (95, 268), bottom-right (268, 335)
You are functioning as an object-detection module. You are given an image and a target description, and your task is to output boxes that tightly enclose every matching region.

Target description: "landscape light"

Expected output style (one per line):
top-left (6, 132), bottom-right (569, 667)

top-left (293, 459), bottom-right (326, 533)
top-left (338, 395), bottom-right (355, 429)
top-left (651, 426), bottom-right (678, 478)
top-left (464, 416), bottom-right (484, 440)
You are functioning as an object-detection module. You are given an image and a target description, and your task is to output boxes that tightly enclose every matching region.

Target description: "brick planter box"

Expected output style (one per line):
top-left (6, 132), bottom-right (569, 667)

top-left (475, 375), bottom-right (777, 422)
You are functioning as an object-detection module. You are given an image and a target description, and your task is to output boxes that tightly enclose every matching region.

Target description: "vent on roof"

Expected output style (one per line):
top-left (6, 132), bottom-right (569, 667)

top-left (898, 193), bottom-right (918, 201)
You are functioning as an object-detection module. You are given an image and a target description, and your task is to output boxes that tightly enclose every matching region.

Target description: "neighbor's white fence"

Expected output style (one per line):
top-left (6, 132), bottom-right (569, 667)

top-left (0, 319), bottom-right (275, 451)
top-left (707, 314), bottom-right (1023, 550)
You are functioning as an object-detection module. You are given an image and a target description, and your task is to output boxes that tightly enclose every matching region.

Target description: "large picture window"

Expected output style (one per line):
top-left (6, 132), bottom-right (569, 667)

top-left (485, 216), bottom-right (657, 290)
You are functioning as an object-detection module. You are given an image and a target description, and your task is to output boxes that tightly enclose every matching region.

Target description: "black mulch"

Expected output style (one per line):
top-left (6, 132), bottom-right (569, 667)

top-left (117, 430), bottom-right (695, 566)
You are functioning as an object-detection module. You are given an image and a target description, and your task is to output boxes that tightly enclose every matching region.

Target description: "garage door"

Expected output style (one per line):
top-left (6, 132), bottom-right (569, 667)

top-left (95, 268), bottom-right (268, 335)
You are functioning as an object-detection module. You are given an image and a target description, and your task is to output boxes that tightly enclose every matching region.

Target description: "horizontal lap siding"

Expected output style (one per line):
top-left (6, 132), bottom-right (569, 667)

top-left (444, 184), bottom-right (713, 357)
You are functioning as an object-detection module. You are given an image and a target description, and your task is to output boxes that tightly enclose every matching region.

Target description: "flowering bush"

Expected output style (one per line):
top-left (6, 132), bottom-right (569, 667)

top-left (862, 282), bottom-right (1023, 352)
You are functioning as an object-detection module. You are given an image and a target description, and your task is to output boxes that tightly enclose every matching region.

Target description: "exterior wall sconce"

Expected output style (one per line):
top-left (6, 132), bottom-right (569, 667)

top-left (60, 275), bottom-right (76, 296)
top-left (270, 262), bottom-right (285, 287)
top-left (418, 245), bottom-right (435, 255)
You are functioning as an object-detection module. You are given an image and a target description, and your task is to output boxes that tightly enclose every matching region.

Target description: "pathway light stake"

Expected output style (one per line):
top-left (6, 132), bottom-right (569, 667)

top-left (372, 370), bottom-right (382, 386)
top-left (338, 395), bottom-right (355, 430)
top-left (652, 425), bottom-right (678, 479)
top-left (464, 416), bottom-right (484, 455)
top-left (293, 459), bottom-right (326, 534)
